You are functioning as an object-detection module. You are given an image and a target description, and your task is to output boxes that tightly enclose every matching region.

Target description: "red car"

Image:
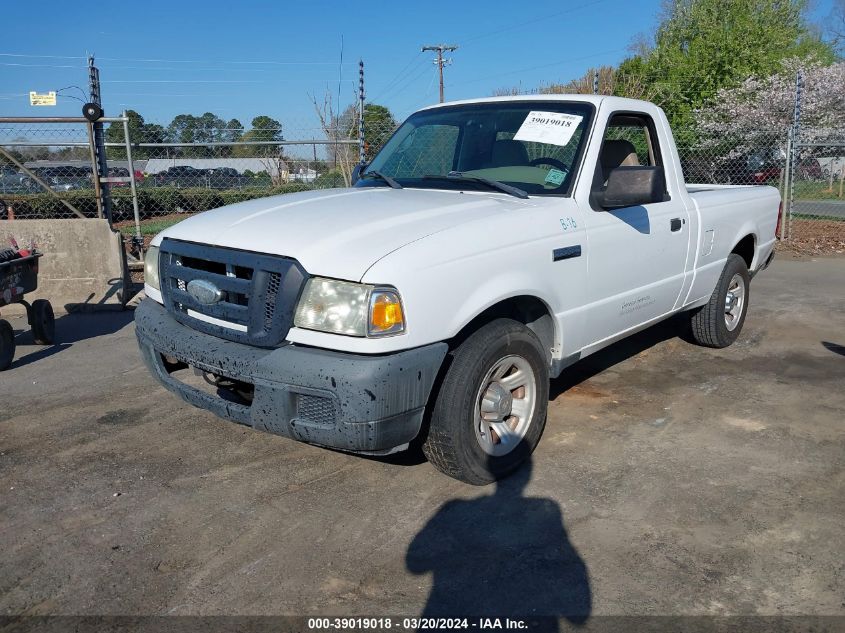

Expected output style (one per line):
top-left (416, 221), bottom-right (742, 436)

top-left (752, 158), bottom-right (823, 184)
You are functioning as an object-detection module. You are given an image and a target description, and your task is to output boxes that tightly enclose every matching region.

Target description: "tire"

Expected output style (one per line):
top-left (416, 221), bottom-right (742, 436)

top-left (30, 299), bottom-right (56, 345)
top-left (0, 319), bottom-right (14, 371)
top-left (423, 318), bottom-right (549, 485)
top-left (689, 253), bottom-right (751, 348)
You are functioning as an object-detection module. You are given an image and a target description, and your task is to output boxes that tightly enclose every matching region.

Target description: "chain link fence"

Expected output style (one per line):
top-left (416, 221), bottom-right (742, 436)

top-left (0, 120), bottom-right (104, 220)
top-left (2, 114), bottom-right (843, 255)
top-left (785, 133), bottom-right (845, 254)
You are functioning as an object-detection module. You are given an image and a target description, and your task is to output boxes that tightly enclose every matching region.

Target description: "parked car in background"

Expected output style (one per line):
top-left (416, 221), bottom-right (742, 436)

top-left (0, 166), bottom-right (34, 194)
top-left (205, 167), bottom-right (249, 190)
top-left (31, 166), bottom-right (91, 192)
top-left (750, 157), bottom-right (823, 184)
top-left (153, 166), bottom-right (210, 189)
top-left (105, 166), bottom-right (145, 188)
top-left (681, 156), bottom-right (757, 185)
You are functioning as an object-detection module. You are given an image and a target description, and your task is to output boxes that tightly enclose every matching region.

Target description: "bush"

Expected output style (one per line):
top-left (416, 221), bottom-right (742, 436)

top-left (3, 182), bottom-right (319, 221)
top-left (314, 169), bottom-right (346, 189)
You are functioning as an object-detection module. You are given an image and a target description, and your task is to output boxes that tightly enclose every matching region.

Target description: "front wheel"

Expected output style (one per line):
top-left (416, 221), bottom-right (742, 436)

top-left (689, 253), bottom-right (751, 348)
top-left (423, 318), bottom-right (549, 485)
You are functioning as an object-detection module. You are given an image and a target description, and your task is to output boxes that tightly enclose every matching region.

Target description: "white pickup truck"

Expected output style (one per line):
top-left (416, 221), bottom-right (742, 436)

top-left (136, 95), bottom-right (780, 484)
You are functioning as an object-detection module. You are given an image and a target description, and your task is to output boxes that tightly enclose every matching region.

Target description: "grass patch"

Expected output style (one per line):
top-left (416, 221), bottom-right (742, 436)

top-left (793, 181), bottom-right (845, 201)
top-left (117, 216), bottom-right (185, 237)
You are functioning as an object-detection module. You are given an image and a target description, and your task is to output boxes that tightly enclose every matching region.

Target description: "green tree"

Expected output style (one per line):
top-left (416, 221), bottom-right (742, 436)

top-left (105, 109), bottom-right (165, 159)
top-left (233, 116), bottom-right (283, 158)
top-left (635, 0), bottom-right (835, 127)
top-left (362, 104), bottom-right (396, 160)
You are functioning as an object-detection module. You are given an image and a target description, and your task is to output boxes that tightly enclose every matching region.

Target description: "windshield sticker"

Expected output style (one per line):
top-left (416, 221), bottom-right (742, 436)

top-left (544, 168), bottom-right (566, 186)
top-left (514, 111), bottom-right (583, 147)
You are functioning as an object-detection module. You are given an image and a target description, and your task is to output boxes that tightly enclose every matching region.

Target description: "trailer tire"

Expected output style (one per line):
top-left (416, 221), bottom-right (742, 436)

top-left (31, 299), bottom-right (55, 345)
top-left (689, 254), bottom-right (750, 348)
top-left (0, 319), bottom-right (14, 370)
top-left (422, 318), bottom-right (548, 485)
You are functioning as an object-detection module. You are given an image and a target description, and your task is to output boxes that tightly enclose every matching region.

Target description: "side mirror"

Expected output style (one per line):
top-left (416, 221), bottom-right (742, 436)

top-left (351, 162), bottom-right (368, 185)
top-left (596, 166), bottom-right (666, 210)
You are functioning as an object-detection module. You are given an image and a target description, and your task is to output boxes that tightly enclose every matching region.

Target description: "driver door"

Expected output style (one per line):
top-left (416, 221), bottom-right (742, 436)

top-left (579, 113), bottom-right (691, 349)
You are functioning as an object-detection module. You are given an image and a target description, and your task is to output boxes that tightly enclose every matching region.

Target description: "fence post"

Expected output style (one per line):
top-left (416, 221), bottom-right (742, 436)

top-left (781, 130), bottom-right (792, 240)
top-left (122, 111), bottom-right (143, 256)
top-left (786, 69), bottom-right (803, 242)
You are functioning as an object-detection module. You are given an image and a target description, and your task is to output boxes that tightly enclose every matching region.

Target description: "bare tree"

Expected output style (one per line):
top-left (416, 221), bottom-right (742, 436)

top-left (311, 90), bottom-right (359, 187)
top-left (536, 66), bottom-right (655, 100)
top-left (828, 0), bottom-right (845, 54)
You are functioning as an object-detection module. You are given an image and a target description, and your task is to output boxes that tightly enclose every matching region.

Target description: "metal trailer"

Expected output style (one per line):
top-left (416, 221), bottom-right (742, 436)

top-left (0, 251), bottom-right (55, 370)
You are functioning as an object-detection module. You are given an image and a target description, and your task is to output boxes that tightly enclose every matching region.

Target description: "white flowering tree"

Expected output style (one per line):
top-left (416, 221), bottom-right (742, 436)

top-left (695, 59), bottom-right (845, 152)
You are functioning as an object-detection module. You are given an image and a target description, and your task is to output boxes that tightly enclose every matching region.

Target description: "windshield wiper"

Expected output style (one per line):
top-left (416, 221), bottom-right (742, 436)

top-left (361, 170), bottom-right (403, 189)
top-left (422, 171), bottom-right (528, 199)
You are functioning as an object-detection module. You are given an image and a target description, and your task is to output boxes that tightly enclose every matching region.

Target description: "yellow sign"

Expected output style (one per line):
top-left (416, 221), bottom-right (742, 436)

top-left (29, 91), bottom-right (57, 106)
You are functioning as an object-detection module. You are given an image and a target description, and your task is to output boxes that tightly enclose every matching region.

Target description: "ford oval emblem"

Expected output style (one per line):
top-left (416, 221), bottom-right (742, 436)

top-left (186, 279), bottom-right (224, 305)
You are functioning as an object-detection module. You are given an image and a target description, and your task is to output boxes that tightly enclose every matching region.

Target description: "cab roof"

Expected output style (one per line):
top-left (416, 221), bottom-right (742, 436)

top-left (417, 94), bottom-right (657, 113)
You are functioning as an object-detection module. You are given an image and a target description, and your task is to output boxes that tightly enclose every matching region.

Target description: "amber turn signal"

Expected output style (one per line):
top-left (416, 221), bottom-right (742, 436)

top-left (368, 290), bottom-right (405, 336)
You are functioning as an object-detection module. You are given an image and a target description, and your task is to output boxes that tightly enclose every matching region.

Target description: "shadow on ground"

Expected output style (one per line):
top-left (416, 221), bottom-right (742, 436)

top-left (9, 311), bottom-right (135, 369)
top-left (550, 314), bottom-right (691, 400)
top-left (821, 341), bottom-right (845, 357)
top-left (407, 457), bottom-right (591, 628)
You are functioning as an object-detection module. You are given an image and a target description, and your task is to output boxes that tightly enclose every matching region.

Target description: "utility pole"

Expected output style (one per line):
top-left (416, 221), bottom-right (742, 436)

top-left (421, 44), bottom-right (458, 103)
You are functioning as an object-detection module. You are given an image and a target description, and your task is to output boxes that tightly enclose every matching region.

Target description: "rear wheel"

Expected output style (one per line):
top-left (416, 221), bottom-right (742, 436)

top-left (0, 319), bottom-right (15, 370)
top-left (689, 253), bottom-right (750, 348)
top-left (423, 318), bottom-right (549, 485)
top-left (30, 299), bottom-right (55, 345)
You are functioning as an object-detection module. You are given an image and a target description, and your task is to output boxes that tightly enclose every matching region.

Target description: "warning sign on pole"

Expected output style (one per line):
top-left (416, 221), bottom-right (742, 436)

top-left (29, 91), bottom-right (57, 106)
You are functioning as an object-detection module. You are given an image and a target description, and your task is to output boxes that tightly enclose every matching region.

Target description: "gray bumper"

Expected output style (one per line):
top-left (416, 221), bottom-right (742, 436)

top-left (135, 299), bottom-right (448, 453)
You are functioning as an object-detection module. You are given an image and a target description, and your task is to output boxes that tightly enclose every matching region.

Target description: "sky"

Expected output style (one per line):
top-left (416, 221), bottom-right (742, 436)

top-left (0, 0), bottom-right (837, 135)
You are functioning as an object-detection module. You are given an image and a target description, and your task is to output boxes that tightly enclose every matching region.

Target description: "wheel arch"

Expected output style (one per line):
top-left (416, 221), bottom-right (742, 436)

top-left (731, 233), bottom-right (756, 270)
top-left (450, 294), bottom-right (558, 366)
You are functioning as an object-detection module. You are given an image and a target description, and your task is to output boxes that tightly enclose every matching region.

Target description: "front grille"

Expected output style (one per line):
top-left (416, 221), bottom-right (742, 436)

top-left (159, 239), bottom-right (307, 347)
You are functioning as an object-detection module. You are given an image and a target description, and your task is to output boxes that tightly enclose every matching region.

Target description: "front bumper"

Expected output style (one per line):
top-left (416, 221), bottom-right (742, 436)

top-left (135, 299), bottom-right (448, 453)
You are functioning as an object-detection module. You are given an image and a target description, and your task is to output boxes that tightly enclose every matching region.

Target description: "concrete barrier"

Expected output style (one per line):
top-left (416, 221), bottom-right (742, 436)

top-left (0, 219), bottom-right (127, 312)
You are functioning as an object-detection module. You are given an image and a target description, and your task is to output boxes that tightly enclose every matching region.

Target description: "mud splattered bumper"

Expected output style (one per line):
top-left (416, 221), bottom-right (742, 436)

top-left (135, 299), bottom-right (448, 453)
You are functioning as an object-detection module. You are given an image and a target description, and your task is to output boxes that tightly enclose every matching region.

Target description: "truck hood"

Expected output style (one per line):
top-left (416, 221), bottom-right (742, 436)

top-left (153, 187), bottom-right (532, 280)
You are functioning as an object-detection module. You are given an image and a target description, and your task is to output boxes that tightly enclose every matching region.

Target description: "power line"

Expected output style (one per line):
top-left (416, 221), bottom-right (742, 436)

top-left (0, 62), bottom-right (82, 68)
top-left (421, 44), bottom-right (458, 103)
top-left (454, 48), bottom-right (627, 86)
top-left (101, 79), bottom-right (355, 84)
top-left (375, 61), bottom-right (432, 106)
top-left (461, 0), bottom-right (611, 44)
top-left (0, 52), bottom-right (356, 66)
top-left (369, 51), bottom-right (424, 103)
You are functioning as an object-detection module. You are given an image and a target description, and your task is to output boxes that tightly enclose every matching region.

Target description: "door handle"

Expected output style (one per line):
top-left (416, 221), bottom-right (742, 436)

top-left (670, 218), bottom-right (683, 232)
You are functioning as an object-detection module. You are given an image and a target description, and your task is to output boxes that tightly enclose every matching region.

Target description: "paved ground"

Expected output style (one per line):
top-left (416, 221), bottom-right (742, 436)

top-left (793, 199), bottom-right (845, 219)
top-left (1, 258), bottom-right (844, 620)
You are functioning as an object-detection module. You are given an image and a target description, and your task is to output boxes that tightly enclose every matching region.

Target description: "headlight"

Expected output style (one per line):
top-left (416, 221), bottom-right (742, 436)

top-left (144, 245), bottom-right (160, 291)
top-left (294, 278), bottom-right (405, 337)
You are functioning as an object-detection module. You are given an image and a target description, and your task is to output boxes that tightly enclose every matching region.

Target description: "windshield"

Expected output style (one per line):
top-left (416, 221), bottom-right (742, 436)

top-left (357, 101), bottom-right (593, 196)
